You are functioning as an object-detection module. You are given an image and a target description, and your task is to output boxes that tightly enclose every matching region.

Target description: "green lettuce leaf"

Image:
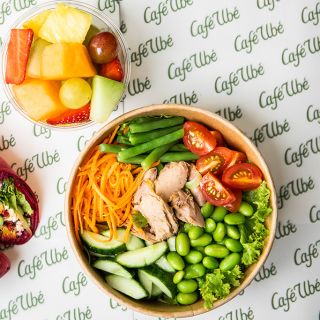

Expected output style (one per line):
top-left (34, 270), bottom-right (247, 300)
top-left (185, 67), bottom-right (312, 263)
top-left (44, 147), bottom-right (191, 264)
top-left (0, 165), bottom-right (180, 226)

top-left (243, 181), bottom-right (272, 222)
top-left (199, 266), bottom-right (243, 309)
top-left (239, 181), bottom-right (271, 266)
top-left (0, 178), bottom-right (33, 215)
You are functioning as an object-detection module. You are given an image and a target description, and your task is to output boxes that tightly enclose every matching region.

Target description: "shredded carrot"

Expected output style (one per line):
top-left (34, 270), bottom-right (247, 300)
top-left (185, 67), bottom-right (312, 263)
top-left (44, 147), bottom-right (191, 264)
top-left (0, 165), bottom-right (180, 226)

top-left (71, 136), bottom-right (145, 243)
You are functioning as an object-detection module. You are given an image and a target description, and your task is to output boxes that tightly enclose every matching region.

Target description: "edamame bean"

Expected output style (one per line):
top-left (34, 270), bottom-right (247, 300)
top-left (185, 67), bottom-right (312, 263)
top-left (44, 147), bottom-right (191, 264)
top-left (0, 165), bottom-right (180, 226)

top-left (213, 222), bottom-right (226, 242)
top-left (190, 233), bottom-right (212, 247)
top-left (205, 218), bottom-right (216, 233)
top-left (185, 250), bottom-right (203, 264)
top-left (204, 244), bottom-right (229, 258)
top-left (176, 292), bottom-right (198, 305)
top-left (176, 233), bottom-right (190, 256)
top-left (183, 223), bottom-right (193, 233)
top-left (177, 279), bottom-right (198, 293)
top-left (167, 252), bottom-right (185, 271)
top-left (184, 264), bottom-right (206, 279)
top-left (188, 226), bottom-right (204, 240)
top-left (212, 206), bottom-right (227, 222)
top-left (195, 246), bottom-right (205, 254)
top-left (226, 225), bottom-right (240, 240)
top-left (202, 256), bottom-right (219, 269)
top-left (201, 202), bottom-right (214, 218)
top-left (239, 201), bottom-right (254, 217)
top-left (224, 238), bottom-right (243, 253)
top-left (224, 213), bottom-right (246, 225)
top-left (219, 253), bottom-right (241, 271)
top-left (173, 271), bottom-right (185, 284)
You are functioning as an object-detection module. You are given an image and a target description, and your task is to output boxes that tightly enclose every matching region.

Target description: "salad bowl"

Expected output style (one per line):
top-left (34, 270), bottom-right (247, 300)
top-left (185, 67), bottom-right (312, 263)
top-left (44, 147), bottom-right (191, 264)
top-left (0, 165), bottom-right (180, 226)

top-left (65, 104), bottom-right (277, 317)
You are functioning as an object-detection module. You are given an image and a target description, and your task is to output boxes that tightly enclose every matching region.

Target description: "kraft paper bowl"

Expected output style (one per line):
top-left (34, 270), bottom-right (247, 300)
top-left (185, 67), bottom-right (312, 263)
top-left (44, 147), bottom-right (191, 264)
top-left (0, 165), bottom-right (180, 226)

top-left (1, 0), bottom-right (130, 130)
top-left (65, 104), bottom-right (277, 317)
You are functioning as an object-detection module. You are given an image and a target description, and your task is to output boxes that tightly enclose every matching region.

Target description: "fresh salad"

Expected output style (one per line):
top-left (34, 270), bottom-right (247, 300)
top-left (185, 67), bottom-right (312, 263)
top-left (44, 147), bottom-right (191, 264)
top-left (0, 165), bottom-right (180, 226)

top-left (71, 116), bottom-right (272, 309)
top-left (5, 3), bottom-right (125, 126)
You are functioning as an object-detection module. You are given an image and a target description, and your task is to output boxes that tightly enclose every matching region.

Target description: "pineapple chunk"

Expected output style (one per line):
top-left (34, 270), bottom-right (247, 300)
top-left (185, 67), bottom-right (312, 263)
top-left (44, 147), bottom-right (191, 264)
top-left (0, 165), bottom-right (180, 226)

top-left (27, 38), bottom-right (50, 78)
top-left (13, 79), bottom-right (68, 121)
top-left (38, 4), bottom-right (92, 43)
top-left (41, 43), bottom-right (96, 80)
top-left (23, 10), bottom-right (51, 36)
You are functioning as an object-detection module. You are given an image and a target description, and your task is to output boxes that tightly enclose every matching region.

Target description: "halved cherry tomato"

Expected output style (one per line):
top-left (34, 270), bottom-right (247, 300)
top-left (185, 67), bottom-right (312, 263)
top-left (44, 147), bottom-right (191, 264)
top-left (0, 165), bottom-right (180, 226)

top-left (227, 151), bottom-right (247, 168)
top-left (224, 189), bottom-right (242, 213)
top-left (196, 147), bottom-right (233, 175)
top-left (183, 121), bottom-right (217, 156)
top-left (200, 172), bottom-right (236, 206)
top-left (222, 163), bottom-right (263, 190)
top-left (210, 130), bottom-right (225, 147)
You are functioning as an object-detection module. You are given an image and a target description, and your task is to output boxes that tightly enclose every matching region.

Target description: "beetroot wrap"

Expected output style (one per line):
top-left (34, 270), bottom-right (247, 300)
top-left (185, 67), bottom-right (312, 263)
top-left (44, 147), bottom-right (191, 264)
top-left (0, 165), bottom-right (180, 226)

top-left (0, 251), bottom-right (10, 278)
top-left (0, 157), bottom-right (39, 245)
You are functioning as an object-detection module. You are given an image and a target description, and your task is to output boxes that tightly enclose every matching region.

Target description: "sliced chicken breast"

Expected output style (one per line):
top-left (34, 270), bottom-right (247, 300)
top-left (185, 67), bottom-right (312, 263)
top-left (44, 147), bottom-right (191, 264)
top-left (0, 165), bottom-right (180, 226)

top-left (169, 189), bottom-right (205, 227)
top-left (155, 161), bottom-right (189, 201)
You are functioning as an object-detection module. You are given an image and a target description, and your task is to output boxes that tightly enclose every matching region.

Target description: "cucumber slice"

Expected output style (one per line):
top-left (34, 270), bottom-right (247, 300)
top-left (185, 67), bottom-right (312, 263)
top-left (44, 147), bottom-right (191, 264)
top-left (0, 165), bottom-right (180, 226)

top-left (126, 235), bottom-right (145, 251)
top-left (105, 275), bottom-right (147, 299)
top-left (81, 231), bottom-right (126, 255)
top-left (155, 256), bottom-right (175, 273)
top-left (138, 269), bottom-right (167, 298)
top-left (93, 259), bottom-right (132, 279)
top-left (139, 265), bottom-right (176, 298)
top-left (101, 229), bottom-right (145, 251)
top-left (116, 242), bottom-right (168, 268)
top-left (151, 284), bottom-right (162, 297)
top-left (167, 236), bottom-right (176, 251)
top-left (138, 269), bottom-right (153, 298)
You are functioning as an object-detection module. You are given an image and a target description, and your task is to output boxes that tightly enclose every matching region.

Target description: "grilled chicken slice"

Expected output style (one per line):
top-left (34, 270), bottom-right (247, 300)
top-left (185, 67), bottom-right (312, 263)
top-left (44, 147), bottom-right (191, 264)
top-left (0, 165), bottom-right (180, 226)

top-left (169, 189), bottom-right (205, 227)
top-left (155, 161), bottom-right (189, 201)
top-left (133, 168), bottom-right (178, 242)
top-left (187, 164), bottom-right (206, 207)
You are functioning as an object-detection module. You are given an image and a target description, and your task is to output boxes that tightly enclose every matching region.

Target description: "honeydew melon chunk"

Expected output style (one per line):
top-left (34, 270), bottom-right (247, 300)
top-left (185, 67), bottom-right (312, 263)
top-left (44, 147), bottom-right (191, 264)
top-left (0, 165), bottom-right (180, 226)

top-left (27, 38), bottom-right (50, 78)
top-left (90, 75), bottom-right (125, 123)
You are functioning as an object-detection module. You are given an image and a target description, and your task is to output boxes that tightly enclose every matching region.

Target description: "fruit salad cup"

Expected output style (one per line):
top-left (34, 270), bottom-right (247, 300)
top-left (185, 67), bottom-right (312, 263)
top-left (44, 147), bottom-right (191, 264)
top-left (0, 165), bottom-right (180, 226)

top-left (1, 1), bottom-right (130, 129)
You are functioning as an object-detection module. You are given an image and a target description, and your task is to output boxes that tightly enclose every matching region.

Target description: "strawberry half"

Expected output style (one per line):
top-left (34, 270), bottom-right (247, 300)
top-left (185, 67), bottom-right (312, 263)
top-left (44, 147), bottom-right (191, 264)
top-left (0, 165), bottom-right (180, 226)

top-left (46, 103), bottom-right (90, 125)
top-left (5, 29), bottom-right (34, 85)
top-left (99, 58), bottom-right (123, 82)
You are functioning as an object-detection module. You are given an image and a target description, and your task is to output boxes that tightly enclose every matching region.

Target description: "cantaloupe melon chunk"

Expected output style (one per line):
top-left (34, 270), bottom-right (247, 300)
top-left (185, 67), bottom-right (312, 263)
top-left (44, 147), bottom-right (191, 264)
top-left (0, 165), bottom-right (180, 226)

top-left (41, 43), bottom-right (96, 80)
top-left (13, 79), bottom-right (68, 121)
top-left (38, 4), bottom-right (92, 43)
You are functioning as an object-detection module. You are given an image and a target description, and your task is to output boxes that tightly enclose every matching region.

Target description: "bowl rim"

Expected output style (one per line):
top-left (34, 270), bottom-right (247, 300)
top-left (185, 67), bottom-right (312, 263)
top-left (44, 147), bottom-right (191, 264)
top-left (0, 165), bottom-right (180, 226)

top-left (64, 104), bottom-right (277, 318)
top-left (0, 0), bottom-right (131, 131)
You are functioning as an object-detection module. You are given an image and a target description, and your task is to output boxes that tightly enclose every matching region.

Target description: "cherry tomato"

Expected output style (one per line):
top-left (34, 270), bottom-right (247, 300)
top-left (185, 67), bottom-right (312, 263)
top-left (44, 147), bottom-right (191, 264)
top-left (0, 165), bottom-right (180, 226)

top-left (227, 151), bottom-right (247, 168)
top-left (210, 130), bottom-right (225, 146)
top-left (200, 172), bottom-right (236, 206)
top-left (222, 163), bottom-right (263, 190)
top-left (196, 147), bottom-right (233, 175)
top-left (224, 189), bottom-right (242, 213)
top-left (183, 121), bottom-right (217, 156)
